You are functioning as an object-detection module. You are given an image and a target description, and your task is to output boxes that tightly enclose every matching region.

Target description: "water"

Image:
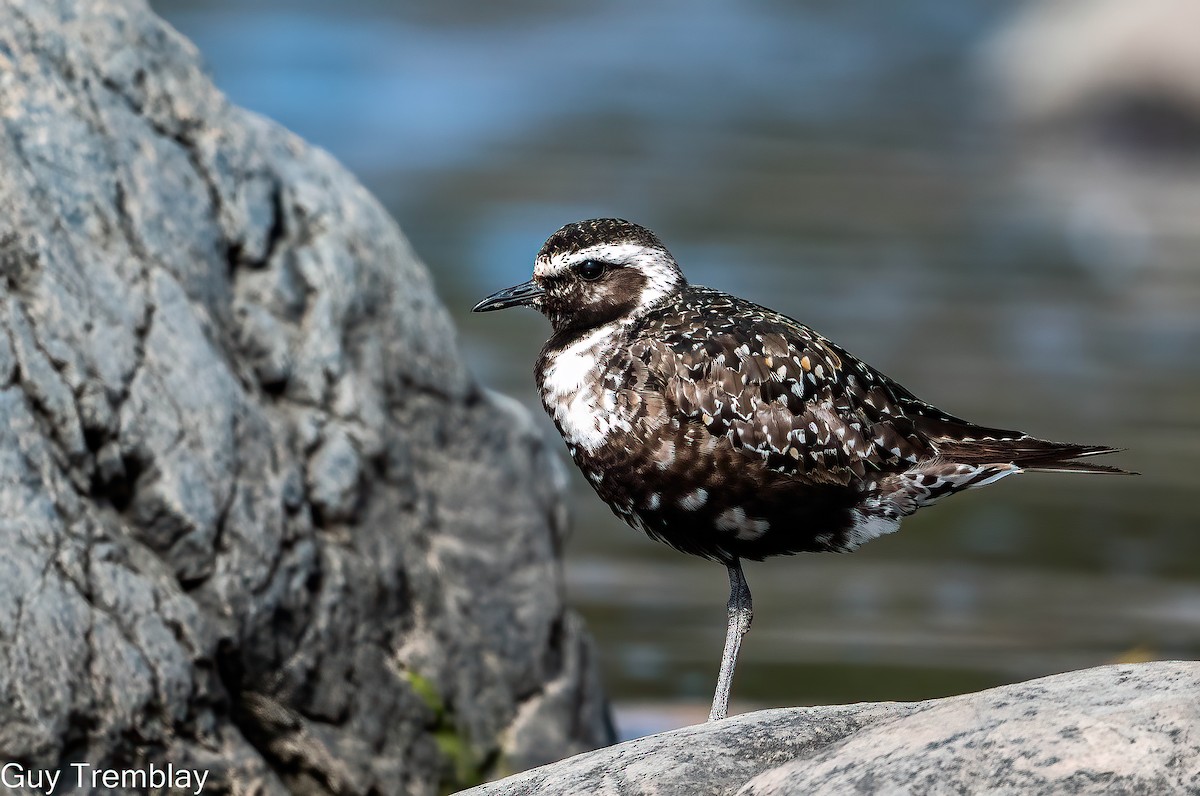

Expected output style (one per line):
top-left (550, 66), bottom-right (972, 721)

top-left (153, 0), bottom-right (1200, 732)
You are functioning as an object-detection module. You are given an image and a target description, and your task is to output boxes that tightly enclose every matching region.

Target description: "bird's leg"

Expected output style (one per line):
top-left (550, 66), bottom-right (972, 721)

top-left (708, 559), bottom-right (753, 721)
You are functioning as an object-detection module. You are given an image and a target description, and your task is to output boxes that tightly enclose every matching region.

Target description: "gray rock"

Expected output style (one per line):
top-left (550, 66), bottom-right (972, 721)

top-left (464, 662), bottom-right (1200, 796)
top-left (0, 1), bottom-right (611, 793)
top-left (981, 0), bottom-right (1200, 281)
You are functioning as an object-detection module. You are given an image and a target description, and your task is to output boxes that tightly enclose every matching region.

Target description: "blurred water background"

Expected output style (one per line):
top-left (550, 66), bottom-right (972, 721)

top-left (152, 0), bottom-right (1200, 735)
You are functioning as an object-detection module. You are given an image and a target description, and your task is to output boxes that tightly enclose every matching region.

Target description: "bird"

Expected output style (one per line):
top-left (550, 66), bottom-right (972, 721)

top-left (473, 218), bottom-right (1128, 722)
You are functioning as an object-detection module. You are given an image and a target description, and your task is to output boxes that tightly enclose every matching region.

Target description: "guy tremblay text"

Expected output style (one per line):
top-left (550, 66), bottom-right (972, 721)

top-left (2, 762), bottom-right (209, 794)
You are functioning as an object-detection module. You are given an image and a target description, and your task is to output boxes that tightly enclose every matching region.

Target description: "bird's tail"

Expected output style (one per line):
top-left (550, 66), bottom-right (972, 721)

top-left (1008, 443), bottom-right (1131, 475)
top-left (915, 417), bottom-right (1134, 475)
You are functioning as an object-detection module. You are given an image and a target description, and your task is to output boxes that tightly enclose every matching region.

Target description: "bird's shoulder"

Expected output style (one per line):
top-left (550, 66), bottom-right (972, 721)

top-left (614, 286), bottom-right (960, 482)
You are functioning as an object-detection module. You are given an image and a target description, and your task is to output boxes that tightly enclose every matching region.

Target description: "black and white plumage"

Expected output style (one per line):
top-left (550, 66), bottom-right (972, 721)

top-left (474, 218), bottom-right (1127, 721)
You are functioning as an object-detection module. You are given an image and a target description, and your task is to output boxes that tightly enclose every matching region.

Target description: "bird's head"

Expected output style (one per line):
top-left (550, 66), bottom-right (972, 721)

top-left (473, 218), bottom-right (686, 334)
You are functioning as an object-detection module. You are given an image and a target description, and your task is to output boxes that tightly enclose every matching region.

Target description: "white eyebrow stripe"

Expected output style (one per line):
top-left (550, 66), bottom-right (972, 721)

top-left (533, 239), bottom-right (684, 311)
top-left (536, 242), bottom-right (668, 278)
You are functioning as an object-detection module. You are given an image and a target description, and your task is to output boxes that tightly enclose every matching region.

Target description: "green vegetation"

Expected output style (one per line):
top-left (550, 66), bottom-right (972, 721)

top-left (401, 669), bottom-right (501, 794)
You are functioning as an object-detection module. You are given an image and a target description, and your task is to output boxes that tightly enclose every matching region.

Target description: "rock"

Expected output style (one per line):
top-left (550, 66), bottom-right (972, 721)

top-left (985, 0), bottom-right (1200, 138)
top-left (463, 662), bottom-right (1200, 796)
top-left (981, 0), bottom-right (1200, 281)
top-left (0, 1), bottom-right (611, 793)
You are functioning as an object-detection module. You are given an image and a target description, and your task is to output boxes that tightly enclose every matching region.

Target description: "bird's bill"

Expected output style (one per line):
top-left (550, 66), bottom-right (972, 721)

top-left (472, 279), bottom-right (544, 312)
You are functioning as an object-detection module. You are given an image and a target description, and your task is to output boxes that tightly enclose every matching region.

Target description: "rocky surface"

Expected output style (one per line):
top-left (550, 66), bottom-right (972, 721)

top-left (0, 1), bottom-right (611, 793)
top-left (465, 661), bottom-right (1200, 796)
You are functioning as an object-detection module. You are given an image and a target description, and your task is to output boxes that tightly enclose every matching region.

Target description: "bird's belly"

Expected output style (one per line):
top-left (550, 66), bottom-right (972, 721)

top-left (564, 416), bottom-right (864, 562)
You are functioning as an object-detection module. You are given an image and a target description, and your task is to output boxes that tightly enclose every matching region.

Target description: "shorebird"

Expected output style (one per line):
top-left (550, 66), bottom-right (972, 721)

top-left (473, 218), bottom-right (1127, 721)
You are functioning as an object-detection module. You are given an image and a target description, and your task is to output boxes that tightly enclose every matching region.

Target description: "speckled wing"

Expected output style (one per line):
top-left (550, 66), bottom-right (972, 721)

top-left (628, 288), bottom-right (945, 486)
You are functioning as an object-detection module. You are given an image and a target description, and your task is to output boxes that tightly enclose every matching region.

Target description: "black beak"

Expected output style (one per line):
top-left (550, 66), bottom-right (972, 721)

top-left (472, 279), bottom-right (544, 312)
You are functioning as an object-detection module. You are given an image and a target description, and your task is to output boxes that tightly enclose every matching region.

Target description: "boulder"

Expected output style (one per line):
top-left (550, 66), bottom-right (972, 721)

top-left (981, 0), bottom-right (1200, 279)
top-left (985, 0), bottom-right (1200, 135)
top-left (464, 662), bottom-right (1200, 795)
top-left (0, 0), bottom-right (611, 793)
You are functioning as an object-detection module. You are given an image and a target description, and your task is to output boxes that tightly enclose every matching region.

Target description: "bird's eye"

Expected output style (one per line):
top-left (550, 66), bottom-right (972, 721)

top-left (576, 260), bottom-right (607, 281)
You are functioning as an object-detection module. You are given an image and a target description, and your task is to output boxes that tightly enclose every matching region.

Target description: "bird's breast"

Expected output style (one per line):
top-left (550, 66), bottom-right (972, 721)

top-left (537, 322), bottom-right (635, 456)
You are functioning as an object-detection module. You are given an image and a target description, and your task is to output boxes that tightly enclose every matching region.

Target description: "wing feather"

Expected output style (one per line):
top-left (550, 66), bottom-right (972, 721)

top-left (630, 289), bottom-right (935, 485)
top-left (622, 287), bottom-right (1129, 494)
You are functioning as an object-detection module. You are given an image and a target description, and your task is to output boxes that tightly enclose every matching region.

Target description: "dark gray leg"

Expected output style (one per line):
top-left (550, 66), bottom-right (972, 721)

top-left (708, 559), bottom-right (753, 721)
